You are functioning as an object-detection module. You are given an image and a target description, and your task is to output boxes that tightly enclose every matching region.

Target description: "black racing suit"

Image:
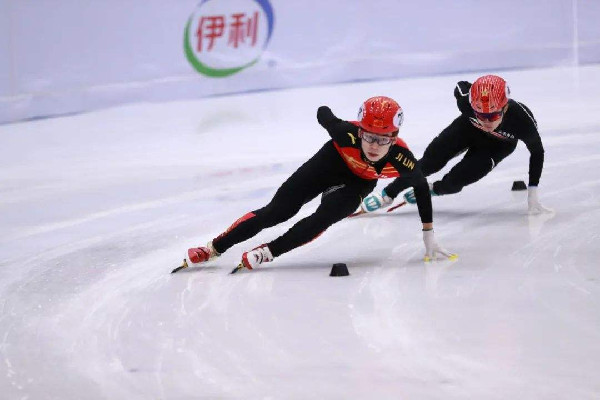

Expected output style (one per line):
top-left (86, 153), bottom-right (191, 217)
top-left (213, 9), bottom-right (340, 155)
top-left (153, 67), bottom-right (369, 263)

top-left (384, 81), bottom-right (545, 199)
top-left (212, 106), bottom-right (433, 258)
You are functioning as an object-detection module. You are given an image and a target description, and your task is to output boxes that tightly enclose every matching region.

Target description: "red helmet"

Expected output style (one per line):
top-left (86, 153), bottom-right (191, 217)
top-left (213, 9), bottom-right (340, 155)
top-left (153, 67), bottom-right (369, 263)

top-left (357, 96), bottom-right (403, 135)
top-left (469, 75), bottom-right (510, 113)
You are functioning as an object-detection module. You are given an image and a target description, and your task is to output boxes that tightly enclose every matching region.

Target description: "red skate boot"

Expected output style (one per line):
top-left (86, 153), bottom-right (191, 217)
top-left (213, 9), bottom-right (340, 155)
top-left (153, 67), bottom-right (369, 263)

top-left (172, 241), bottom-right (221, 274)
top-left (231, 244), bottom-right (273, 274)
top-left (187, 241), bottom-right (220, 265)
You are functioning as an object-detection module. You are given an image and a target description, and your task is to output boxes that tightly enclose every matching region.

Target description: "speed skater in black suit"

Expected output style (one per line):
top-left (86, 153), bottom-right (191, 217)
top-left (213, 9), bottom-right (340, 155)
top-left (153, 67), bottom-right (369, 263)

top-left (358, 75), bottom-right (553, 216)
top-left (181, 96), bottom-right (456, 274)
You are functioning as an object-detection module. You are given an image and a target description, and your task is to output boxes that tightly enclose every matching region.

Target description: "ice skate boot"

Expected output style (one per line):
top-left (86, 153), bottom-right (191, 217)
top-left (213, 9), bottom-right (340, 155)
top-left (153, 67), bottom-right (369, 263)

top-left (231, 244), bottom-right (273, 274)
top-left (172, 241), bottom-right (221, 273)
top-left (187, 241), bottom-right (220, 265)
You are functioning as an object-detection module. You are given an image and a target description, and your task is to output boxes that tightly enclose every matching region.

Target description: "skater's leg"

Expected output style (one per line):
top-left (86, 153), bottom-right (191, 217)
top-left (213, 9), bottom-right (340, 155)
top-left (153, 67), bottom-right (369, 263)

top-left (385, 117), bottom-right (472, 199)
top-left (212, 158), bottom-right (327, 254)
top-left (420, 117), bottom-right (473, 176)
top-left (432, 144), bottom-right (515, 195)
top-left (268, 182), bottom-right (375, 257)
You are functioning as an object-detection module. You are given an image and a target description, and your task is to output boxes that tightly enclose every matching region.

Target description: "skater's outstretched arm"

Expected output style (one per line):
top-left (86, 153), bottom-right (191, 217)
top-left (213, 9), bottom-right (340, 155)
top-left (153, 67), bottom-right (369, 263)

top-left (317, 106), bottom-right (361, 146)
top-left (512, 102), bottom-right (552, 214)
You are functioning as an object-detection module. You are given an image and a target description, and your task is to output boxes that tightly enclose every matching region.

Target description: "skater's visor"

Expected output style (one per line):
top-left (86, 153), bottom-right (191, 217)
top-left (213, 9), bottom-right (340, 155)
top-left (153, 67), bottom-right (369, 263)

top-left (359, 130), bottom-right (394, 146)
top-left (474, 110), bottom-right (503, 122)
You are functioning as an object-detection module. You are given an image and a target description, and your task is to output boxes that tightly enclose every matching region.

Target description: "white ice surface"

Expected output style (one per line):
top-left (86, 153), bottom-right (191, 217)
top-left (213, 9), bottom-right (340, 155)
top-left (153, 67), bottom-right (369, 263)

top-left (1, 66), bottom-right (600, 399)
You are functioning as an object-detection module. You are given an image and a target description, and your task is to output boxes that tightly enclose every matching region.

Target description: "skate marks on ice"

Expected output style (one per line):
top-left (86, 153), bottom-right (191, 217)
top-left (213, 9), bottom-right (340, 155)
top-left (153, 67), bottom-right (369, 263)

top-left (2, 66), bottom-right (600, 398)
top-left (2, 163), bottom-right (294, 243)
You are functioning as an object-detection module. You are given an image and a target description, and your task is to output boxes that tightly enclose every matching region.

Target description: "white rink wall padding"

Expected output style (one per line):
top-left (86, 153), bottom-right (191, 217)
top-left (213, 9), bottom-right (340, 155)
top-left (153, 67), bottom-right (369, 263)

top-left (1, 65), bottom-right (600, 399)
top-left (1, 0), bottom-right (600, 123)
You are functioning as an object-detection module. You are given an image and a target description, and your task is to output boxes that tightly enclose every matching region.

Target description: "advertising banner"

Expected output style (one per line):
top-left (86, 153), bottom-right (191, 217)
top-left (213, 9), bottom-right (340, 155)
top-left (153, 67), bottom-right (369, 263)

top-left (0, 0), bottom-right (598, 124)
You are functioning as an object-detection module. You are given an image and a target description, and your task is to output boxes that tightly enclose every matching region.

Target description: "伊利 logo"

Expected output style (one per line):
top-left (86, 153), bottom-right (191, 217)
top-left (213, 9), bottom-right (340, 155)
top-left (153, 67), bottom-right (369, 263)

top-left (184, 0), bottom-right (274, 78)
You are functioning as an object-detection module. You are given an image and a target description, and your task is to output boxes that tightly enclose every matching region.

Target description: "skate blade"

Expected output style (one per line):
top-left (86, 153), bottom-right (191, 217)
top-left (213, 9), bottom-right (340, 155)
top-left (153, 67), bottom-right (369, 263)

top-left (230, 263), bottom-right (244, 274)
top-left (387, 201), bottom-right (407, 212)
top-left (171, 259), bottom-right (189, 274)
top-left (348, 209), bottom-right (367, 218)
top-left (349, 200), bottom-right (408, 218)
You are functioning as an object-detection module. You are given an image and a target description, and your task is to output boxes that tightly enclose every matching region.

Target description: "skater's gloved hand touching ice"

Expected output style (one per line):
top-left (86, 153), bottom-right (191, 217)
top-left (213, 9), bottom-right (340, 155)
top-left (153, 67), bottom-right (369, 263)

top-left (422, 225), bottom-right (457, 262)
top-left (360, 189), bottom-right (393, 213)
top-left (527, 186), bottom-right (553, 214)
